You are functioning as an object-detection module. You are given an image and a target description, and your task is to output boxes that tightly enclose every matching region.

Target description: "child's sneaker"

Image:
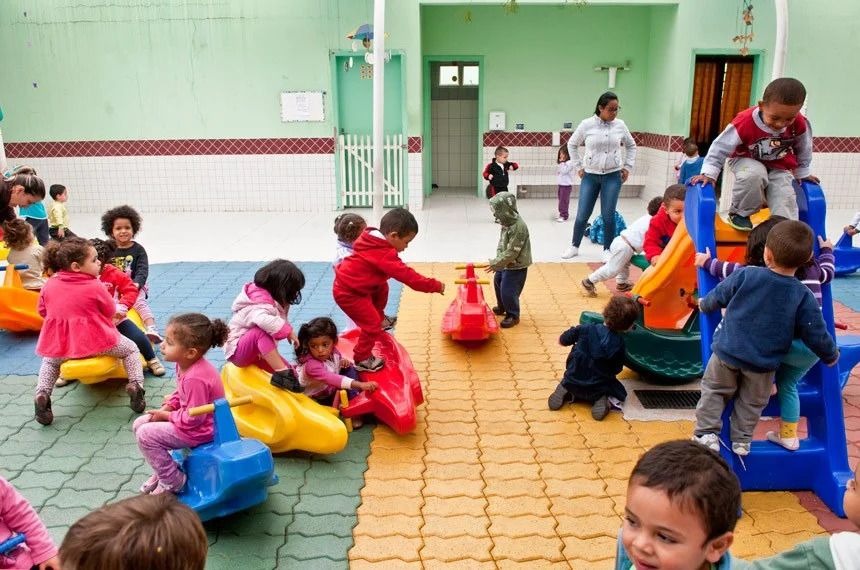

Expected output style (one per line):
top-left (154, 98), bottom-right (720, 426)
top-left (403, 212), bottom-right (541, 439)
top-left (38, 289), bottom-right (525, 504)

top-left (381, 315), bottom-right (398, 331)
top-left (270, 369), bottom-right (302, 392)
top-left (615, 282), bottom-right (633, 292)
top-left (547, 383), bottom-right (573, 410)
top-left (591, 396), bottom-right (610, 420)
top-left (732, 441), bottom-right (751, 456)
top-left (561, 246), bottom-right (579, 259)
top-left (127, 383), bottom-right (146, 413)
top-left (55, 377), bottom-right (73, 388)
top-left (145, 326), bottom-right (163, 344)
top-left (139, 474), bottom-right (159, 494)
top-left (692, 433), bottom-right (720, 452)
top-left (355, 356), bottom-right (385, 372)
top-left (34, 392), bottom-right (53, 426)
top-left (491, 306), bottom-right (505, 316)
top-left (728, 214), bottom-right (753, 231)
top-left (555, 215), bottom-right (566, 223)
top-left (581, 278), bottom-right (597, 297)
top-left (766, 431), bottom-right (799, 451)
top-left (500, 316), bottom-right (520, 328)
top-left (147, 358), bottom-right (166, 377)
top-left (151, 473), bottom-right (186, 495)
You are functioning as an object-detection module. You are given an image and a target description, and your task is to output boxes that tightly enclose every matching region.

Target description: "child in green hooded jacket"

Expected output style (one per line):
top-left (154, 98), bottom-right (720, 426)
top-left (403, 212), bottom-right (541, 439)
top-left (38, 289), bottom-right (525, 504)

top-left (487, 191), bottom-right (532, 328)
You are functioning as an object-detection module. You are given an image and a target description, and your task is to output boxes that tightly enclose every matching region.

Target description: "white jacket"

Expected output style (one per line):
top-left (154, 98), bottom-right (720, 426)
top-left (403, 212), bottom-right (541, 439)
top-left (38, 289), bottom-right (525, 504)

top-left (619, 213), bottom-right (652, 252)
top-left (557, 160), bottom-right (575, 186)
top-left (567, 115), bottom-right (637, 175)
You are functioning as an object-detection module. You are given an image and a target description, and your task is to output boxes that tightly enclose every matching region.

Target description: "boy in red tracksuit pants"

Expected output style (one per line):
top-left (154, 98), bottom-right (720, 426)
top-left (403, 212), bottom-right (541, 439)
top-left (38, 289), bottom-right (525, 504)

top-left (333, 208), bottom-right (445, 372)
top-left (642, 184), bottom-right (686, 266)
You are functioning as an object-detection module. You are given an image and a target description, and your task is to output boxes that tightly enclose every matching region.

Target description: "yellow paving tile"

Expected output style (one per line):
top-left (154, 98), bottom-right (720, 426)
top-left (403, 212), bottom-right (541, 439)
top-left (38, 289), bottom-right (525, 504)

top-left (421, 559), bottom-right (496, 570)
top-left (423, 477), bottom-right (485, 499)
top-left (488, 514), bottom-right (558, 538)
top-left (349, 558), bottom-right (424, 570)
top-left (420, 535), bottom-right (494, 562)
top-left (562, 535), bottom-right (619, 563)
top-left (356, 495), bottom-right (424, 518)
top-left (349, 535), bottom-right (423, 562)
top-left (353, 514), bottom-right (424, 538)
top-left (492, 535), bottom-right (565, 562)
top-left (556, 513), bottom-right (621, 539)
top-left (421, 515), bottom-right (490, 538)
top-left (422, 495), bottom-right (488, 518)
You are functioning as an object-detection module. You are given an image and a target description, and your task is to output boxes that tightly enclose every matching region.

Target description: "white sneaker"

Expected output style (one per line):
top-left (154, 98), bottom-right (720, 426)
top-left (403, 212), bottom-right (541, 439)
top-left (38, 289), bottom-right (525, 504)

top-left (555, 216), bottom-right (566, 223)
top-left (602, 250), bottom-right (612, 262)
top-left (561, 246), bottom-right (579, 259)
top-left (692, 433), bottom-right (720, 452)
top-left (732, 441), bottom-right (751, 456)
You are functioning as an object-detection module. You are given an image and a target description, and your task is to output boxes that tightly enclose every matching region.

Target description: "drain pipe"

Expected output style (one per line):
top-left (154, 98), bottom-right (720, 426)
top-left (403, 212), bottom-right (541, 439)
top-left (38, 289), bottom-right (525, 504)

top-left (772, 0), bottom-right (788, 80)
top-left (372, 0), bottom-right (386, 222)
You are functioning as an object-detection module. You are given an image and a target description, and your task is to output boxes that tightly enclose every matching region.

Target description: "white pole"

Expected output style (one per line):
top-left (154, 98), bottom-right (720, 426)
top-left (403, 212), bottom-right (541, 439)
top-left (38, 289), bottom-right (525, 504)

top-left (772, 0), bottom-right (788, 80)
top-left (0, 127), bottom-right (7, 174)
top-left (372, 0), bottom-right (386, 223)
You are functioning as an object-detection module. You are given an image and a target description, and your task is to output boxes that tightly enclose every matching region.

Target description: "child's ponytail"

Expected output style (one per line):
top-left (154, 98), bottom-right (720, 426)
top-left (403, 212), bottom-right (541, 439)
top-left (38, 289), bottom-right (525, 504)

top-left (209, 319), bottom-right (229, 348)
top-left (168, 313), bottom-right (229, 354)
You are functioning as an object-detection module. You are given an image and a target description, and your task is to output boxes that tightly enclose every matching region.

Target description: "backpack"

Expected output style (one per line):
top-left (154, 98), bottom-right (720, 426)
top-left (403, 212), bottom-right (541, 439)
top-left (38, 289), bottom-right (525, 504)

top-left (586, 212), bottom-right (627, 246)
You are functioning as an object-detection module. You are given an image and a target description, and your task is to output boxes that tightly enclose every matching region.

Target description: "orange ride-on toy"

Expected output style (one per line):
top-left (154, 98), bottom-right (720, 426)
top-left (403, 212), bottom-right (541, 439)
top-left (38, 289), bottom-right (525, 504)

top-left (441, 263), bottom-right (499, 342)
top-left (0, 264), bottom-right (43, 333)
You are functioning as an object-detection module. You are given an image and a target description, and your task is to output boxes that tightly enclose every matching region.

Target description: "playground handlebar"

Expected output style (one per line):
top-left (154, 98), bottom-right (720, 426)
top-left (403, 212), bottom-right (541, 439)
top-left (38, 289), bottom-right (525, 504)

top-left (188, 395), bottom-right (253, 417)
top-left (455, 263), bottom-right (489, 269)
top-left (454, 279), bottom-right (490, 285)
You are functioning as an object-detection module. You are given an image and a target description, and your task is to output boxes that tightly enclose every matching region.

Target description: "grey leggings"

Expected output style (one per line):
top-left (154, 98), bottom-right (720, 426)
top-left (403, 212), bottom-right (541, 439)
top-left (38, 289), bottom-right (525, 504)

top-left (36, 336), bottom-right (144, 395)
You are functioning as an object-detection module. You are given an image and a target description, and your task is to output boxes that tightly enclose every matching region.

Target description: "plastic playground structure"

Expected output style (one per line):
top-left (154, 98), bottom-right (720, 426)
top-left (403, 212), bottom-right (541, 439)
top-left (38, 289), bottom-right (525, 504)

top-left (58, 310), bottom-right (149, 384)
top-left (0, 264), bottom-right (43, 333)
top-left (833, 231), bottom-right (860, 276)
top-left (441, 263), bottom-right (499, 342)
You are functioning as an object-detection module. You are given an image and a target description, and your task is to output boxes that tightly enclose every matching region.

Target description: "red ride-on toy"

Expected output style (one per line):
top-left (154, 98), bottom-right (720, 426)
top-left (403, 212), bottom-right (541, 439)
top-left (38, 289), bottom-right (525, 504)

top-left (441, 263), bottom-right (499, 342)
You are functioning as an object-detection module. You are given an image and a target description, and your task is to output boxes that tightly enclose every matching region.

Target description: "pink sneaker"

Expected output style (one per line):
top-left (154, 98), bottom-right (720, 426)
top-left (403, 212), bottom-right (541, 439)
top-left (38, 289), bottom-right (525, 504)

top-left (139, 474), bottom-right (159, 494)
top-left (151, 473), bottom-right (187, 495)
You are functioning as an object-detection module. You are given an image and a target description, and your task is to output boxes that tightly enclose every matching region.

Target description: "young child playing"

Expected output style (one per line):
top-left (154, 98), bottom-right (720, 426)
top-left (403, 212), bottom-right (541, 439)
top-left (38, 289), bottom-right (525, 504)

top-left (482, 145), bottom-right (519, 199)
top-left (581, 196), bottom-right (662, 296)
top-left (101, 205), bottom-right (161, 343)
top-left (692, 77), bottom-right (816, 230)
top-left (35, 238), bottom-right (146, 425)
top-left (693, 220), bottom-right (839, 456)
top-left (487, 191), bottom-right (532, 329)
top-left (844, 212), bottom-right (860, 236)
top-left (2, 218), bottom-right (46, 290)
top-left (48, 184), bottom-right (76, 241)
top-left (134, 312), bottom-right (228, 495)
top-left (678, 138), bottom-right (704, 185)
top-left (60, 494), bottom-right (207, 570)
top-left (642, 184), bottom-right (686, 266)
top-left (334, 213), bottom-right (396, 330)
top-left (548, 296), bottom-right (640, 420)
top-left (333, 208), bottom-right (444, 371)
top-left (615, 440), bottom-right (742, 570)
top-left (695, 217), bottom-right (835, 451)
top-left (556, 145), bottom-right (575, 222)
top-left (0, 476), bottom-right (60, 570)
top-left (224, 259), bottom-right (304, 391)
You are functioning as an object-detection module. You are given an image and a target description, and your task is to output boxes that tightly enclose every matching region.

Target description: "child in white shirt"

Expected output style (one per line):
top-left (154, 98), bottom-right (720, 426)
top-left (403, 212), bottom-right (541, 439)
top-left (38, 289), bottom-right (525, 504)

top-left (844, 212), bottom-right (860, 236)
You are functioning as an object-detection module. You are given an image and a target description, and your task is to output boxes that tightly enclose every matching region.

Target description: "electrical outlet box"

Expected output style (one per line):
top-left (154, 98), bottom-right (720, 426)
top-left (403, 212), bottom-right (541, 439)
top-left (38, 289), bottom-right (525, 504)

top-left (489, 111), bottom-right (506, 131)
top-left (515, 123), bottom-right (525, 131)
top-left (563, 122), bottom-right (573, 130)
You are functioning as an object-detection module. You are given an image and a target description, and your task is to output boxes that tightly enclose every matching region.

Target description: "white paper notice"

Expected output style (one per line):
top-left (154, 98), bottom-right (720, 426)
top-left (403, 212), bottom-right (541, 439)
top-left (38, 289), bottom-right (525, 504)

top-left (280, 91), bottom-right (325, 122)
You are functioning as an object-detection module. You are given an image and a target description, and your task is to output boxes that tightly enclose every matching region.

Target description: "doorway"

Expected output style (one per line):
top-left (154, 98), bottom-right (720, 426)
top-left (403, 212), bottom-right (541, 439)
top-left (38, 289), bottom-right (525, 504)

top-left (689, 55), bottom-right (755, 155)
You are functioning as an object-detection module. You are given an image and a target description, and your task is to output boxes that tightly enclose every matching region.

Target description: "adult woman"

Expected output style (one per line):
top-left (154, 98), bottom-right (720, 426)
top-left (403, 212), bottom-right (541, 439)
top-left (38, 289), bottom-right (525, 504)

top-left (1, 172), bottom-right (46, 226)
top-left (562, 91), bottom-right (637, 260)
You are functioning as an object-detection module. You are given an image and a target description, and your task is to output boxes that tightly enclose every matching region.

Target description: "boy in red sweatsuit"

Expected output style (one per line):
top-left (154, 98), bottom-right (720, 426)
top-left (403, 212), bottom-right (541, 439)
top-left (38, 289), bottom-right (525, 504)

top-left (333, 208), bottom-right (445, 372)
top-left (642, 184), bottom-right (686, 266)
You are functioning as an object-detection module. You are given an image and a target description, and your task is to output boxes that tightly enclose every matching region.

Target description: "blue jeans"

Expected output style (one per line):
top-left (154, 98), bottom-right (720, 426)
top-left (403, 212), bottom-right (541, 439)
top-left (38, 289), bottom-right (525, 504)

top-left (571, 171), bottom-right (623, 249)
top-left (493, 268), bottom-right (528, 319)
top-left (24, 217), bottom-right (50, 246)
top-left (118, 318), bottom-right (155, 361)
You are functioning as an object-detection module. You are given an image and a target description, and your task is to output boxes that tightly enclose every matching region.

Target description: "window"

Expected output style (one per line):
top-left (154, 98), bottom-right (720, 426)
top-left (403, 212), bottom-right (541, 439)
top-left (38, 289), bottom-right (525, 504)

top-left (439, 65), bottom-right (459, 86)
top-left (437, 63), bottom-right (480, 87)
top-left (462, 65), bottom-right (479, 86)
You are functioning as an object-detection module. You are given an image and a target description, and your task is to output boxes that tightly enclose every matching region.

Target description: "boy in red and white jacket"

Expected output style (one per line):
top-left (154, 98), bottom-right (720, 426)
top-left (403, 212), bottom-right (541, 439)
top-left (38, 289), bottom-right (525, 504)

top-left (643, 185), bottom-right (686, 266)
top-left (333, 208), bottom-right (444, 372)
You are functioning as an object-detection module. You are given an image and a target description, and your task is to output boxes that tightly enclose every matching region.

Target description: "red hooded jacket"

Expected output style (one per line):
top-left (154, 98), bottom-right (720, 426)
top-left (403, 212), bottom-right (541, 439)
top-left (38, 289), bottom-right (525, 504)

top-left (333, 229), bottom-right (443, 296)
top-left (99, 263), bottom-right (140, 311)
top-left (642, 204), bottom-right (678, 261)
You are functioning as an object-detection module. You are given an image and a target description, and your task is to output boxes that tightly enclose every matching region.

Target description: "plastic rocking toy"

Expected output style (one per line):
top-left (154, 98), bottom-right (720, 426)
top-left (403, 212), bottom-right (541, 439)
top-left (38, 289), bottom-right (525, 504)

top-left (441, 263), bottom-right (500, 342)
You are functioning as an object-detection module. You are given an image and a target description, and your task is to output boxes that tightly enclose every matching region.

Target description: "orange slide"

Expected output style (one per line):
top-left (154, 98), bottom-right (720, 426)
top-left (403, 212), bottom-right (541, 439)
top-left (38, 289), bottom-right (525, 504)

top-left (0, 266), bottom-right (43, 332)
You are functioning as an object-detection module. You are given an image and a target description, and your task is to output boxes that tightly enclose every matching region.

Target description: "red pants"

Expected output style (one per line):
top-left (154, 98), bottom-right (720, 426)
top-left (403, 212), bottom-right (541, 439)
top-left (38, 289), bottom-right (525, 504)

top-left (334, 282), bottom-right (389, 362)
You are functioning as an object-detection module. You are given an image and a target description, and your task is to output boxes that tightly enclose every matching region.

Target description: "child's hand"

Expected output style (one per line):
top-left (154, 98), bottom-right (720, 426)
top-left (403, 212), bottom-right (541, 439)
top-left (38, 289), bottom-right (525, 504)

top-left (145, 410), bottom-right (170, 422)
top-left (818, 236), bottom-right (833, 249)
top-left (800, 174), bottom-right (821, 184)
top-left (439, 283), bottom-right (446, 294)
top-left (690, 174), bottom-right (716, 186)
top-left (355, 380), bottom-right (379, 392)
top-left (650, 255), bottom-right (660, 266)
top-left (58, 228), bottom-right (65, 239)
top-left (694, 247), bottom-right (712, 268)
top-left (844, 225), bottom-right (858, 236)
top-left (577, 169), bottom-right (585, 178)
top-left (289, 331), bottom-right (299, 349)
top-left (825, 351), bottom-right (840, 367)
top-left (488, 174), bottom-right (494, 180)
top-left (340, 358), bottom-right (352, 369)
top-left (484, 265), bottom-right (496, 274)
top-left (38, 556), bottom-right (61, 570)
top-left (621, 169), bottom-right (630, 183)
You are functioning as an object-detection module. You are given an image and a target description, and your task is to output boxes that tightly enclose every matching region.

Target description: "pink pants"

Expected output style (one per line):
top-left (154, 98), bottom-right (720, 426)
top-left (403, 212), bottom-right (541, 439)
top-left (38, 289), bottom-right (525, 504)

top-left (36, 336), bottom-right (143, 395)
top-left (228, 326), bottom-right (290, 373)
top-left (333, 283), bottom-right (389, 362)
top-left (133, 415), bottom-right (197, 490)
top-left (133, 295), bottom-right (155, 324)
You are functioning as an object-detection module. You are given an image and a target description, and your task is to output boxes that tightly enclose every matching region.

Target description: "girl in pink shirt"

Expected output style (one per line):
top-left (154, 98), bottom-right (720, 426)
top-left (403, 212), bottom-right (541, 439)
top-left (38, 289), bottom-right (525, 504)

top-left (0, 477), bottom-right (59, 570)
top-left (134, 313), bottom-right (228, 495)
top-left (35, 238), bottom-right (145, 425)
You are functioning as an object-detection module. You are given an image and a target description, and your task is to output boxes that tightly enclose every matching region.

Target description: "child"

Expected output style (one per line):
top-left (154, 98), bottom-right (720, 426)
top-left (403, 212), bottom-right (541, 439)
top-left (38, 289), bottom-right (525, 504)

top-left (692, 77), bottom-right (816, 230)
top-left (0, 476), bottom-right (60, 570)
top-left (482, 145), bottom-right (519, 199)
top-left (678, 138), bottom-right (704, 185)
top-left (101, 205), bottom-right (161, 343)
top-left (695, 217), bottom-right (835, 451)
top-left (844, 212), bottom-right (860, 236)
top-left (34, 238), bottom-right (145, 425)
top-left (134, 313), bottom-right (228, 495)
top-left (60, 494), bottom-right (207, 570)
top-left (333, 208), bottom-right (444, 371)
top-left (547, 296), bottom-right (640, 420)
top-left (582, 196), bottom-right (662, 296)
top-left (693, 220), bottom-right (839, 456)
top-left (615, 440), bottom-right (742, 570)
top-left (91, 238), bottom-right (165, 377)
top-left (642, 184), bottom-right (686, 266)
top-left (47, 184), bottom-right (76, 241)
top-left (556, 145), bottom-right (574, 222)
top-left (224, 259), bottom-right (304, 391)
top-left (333, 213), bottom-right (396, 330)
top-left (672, 137), bottom-right (694, 182)
top-left (2, 218), bottom-right (46, 290)
top-left (487, 191), bottom-right (532, 329)
top-left (295, 317), bottom-right (378, 409)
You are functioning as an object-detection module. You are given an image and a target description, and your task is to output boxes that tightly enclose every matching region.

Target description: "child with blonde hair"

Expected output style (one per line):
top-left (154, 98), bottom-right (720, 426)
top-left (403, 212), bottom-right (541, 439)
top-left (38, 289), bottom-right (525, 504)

top-left (2, 218), bottom-right (46, 290)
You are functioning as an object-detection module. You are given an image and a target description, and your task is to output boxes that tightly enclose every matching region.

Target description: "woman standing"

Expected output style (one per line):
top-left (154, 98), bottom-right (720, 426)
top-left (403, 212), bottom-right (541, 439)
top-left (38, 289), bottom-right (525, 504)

top-left (562, 91), bottom-right (636, 260)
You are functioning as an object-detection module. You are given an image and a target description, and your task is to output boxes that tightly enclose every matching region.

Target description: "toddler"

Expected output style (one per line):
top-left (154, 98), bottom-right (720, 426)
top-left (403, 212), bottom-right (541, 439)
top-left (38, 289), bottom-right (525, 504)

top-left (693, 220), bottom-right (838, 456)
top-left (482, 145), bottom-right (519, 199)
top-left (34, 238), bottom-right (145, 425)
top-left (678, 138), bottom-right (704, 185)
top-left (548, 296), bottom-right (640, 420)
top-left (224, 259), bottom-right (304, 391)
top-left (134, 313), bottom-right (228, 495)
top-left (0, 476), bottom-right (59, 570)
top-left (556, 145), bottom-right (574, 222)
top-left (582, 196), bottom-right (662, 296)
top-left (101, 205), bottom-right (161, 343)
top-left (47, 184), bottom-right (76, 241)
top-left (2, 218), bottom-right (46, 290)
top-left (615, 440), bottom-right (742, 570)
top-left (334, 213), bottom-right (396, 330)
top-left (844, 212), bottom-right (860, 236)
top-left (487, 191), bottom-right (532, 329)
top-left (60, 494), bottom-right (207, 570)
top-left (642, 184), bottom-right (686, 266)
top-left (333, 208), bottom-right (444, 371)
top-left (692, 77), bottom-right (816, 230)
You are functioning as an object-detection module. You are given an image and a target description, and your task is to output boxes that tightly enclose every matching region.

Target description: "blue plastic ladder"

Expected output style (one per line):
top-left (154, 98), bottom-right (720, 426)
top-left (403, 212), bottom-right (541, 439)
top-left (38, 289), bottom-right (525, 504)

top-left (686, 180), bottom-right (854, 516)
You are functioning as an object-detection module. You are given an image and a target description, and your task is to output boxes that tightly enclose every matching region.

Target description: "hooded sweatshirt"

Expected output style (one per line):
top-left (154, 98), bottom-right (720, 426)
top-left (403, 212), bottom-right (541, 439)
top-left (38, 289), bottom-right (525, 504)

top-left (746, 532), bottom-right (860, 569)
top-left (488, 191), bottom-right (532, 271)
top-left (223, 283), bottom-right (293, 359)
top-left (560, 323), bottom-right (625, 389)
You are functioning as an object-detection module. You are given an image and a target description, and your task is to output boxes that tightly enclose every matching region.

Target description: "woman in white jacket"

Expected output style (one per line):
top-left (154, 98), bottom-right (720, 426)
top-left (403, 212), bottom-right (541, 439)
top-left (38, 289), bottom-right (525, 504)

top-left (562, 91), bottom-right (637, 260)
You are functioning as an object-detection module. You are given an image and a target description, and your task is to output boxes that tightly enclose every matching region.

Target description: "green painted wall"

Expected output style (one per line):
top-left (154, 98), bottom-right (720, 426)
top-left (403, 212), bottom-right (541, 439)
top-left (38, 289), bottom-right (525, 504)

top-left (0, 0), bottom-right (422, 141)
